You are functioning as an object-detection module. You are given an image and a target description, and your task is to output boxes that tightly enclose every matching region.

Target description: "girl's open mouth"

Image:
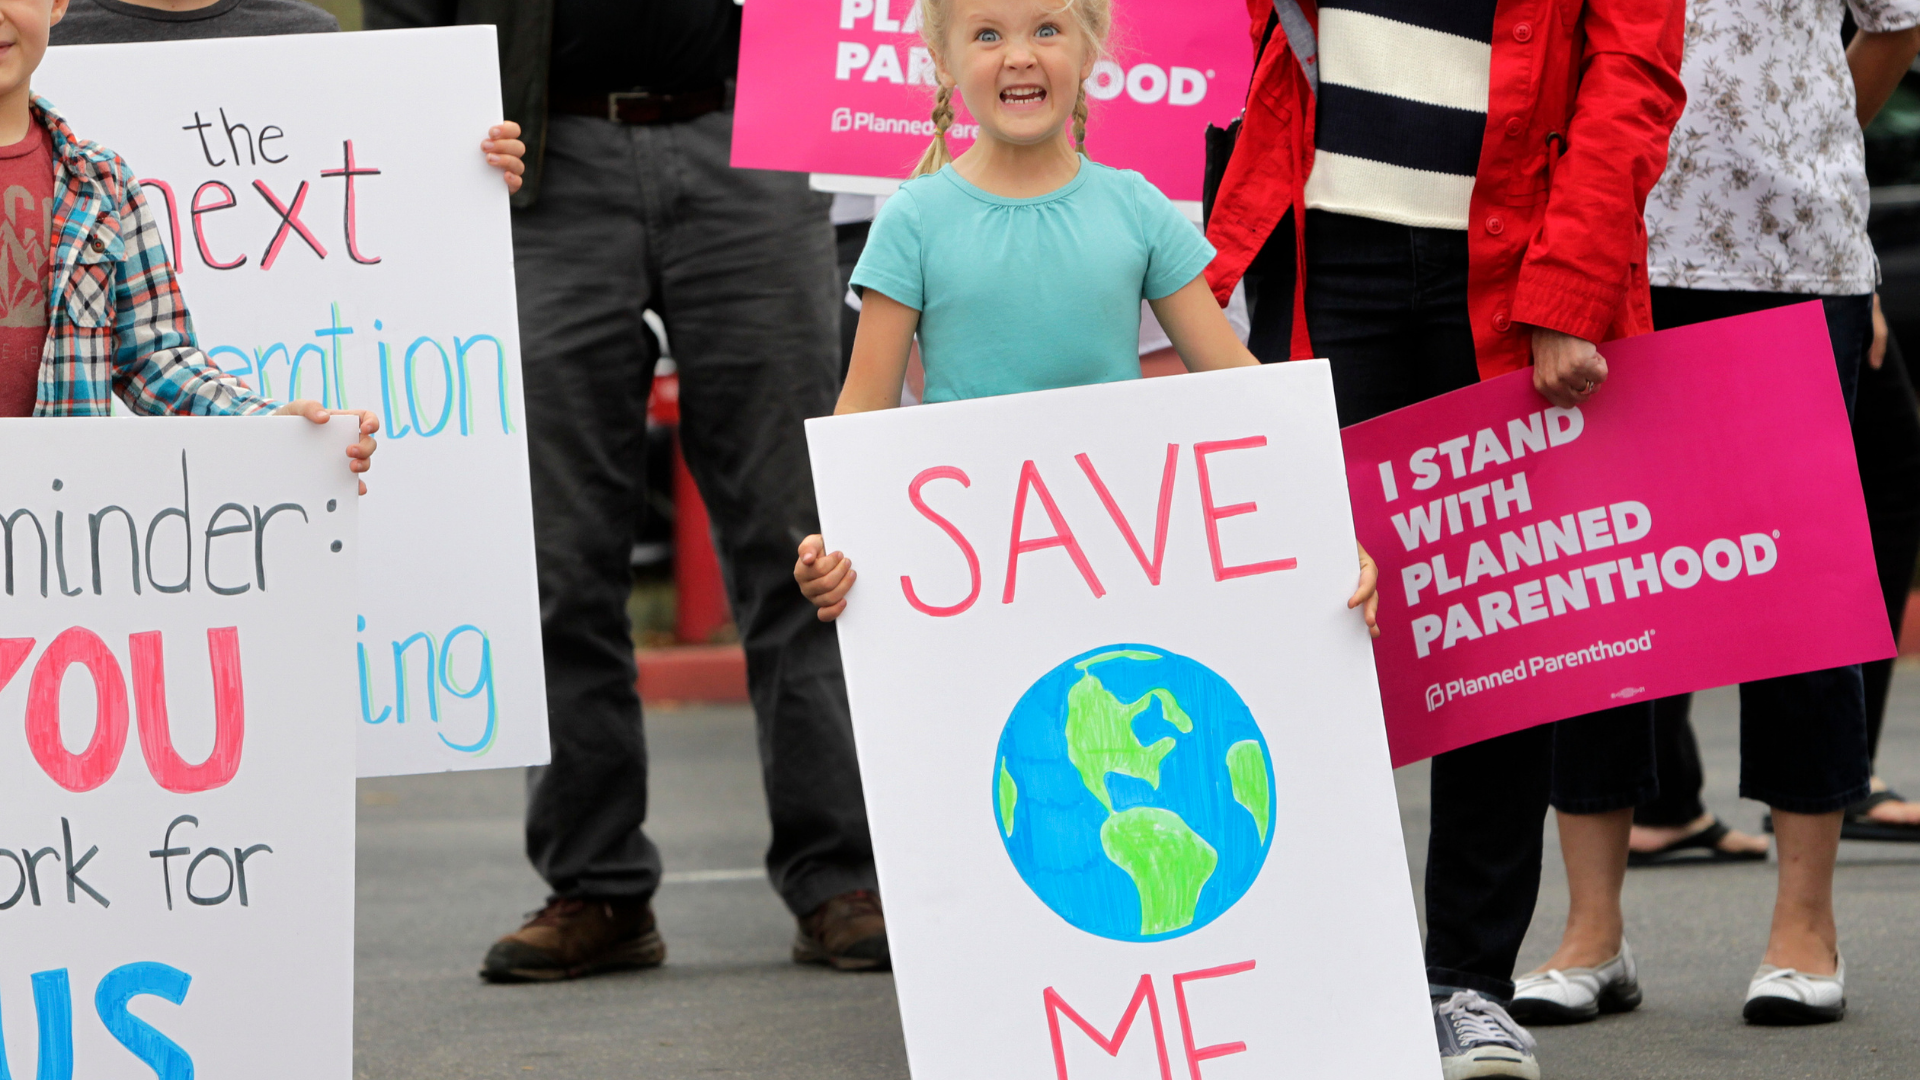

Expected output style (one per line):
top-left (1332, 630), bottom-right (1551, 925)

top-left (1000, 86), bottom-right (1048, 106)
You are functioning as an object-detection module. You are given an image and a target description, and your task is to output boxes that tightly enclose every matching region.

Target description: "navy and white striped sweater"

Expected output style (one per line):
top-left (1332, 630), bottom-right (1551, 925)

top-left (1305, 0), bottom-right (1499, 231)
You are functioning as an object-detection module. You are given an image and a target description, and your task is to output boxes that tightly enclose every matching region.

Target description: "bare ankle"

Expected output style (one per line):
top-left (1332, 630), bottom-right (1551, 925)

top-left (1538, 931), bottom-right (1623, 972)
top-left (1628, 813), bottom-right (1711, 850)
top-left (1762, 942), bottom-right (1838, 975)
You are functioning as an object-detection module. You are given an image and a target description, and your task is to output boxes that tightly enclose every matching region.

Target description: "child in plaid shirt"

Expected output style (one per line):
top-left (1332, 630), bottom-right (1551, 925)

top-left (0, 0), bottom-right (534, 492)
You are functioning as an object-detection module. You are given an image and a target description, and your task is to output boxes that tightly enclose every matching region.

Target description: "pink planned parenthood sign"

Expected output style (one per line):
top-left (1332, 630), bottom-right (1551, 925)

top-left (731, 0), bottom-right (1254, 202)
top-left (1343, 303), bottom-right (1895, 766)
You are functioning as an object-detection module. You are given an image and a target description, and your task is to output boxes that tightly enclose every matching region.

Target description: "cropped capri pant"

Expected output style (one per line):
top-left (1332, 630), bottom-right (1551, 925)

top-left (1624, 289), bottom-right (1875, 821)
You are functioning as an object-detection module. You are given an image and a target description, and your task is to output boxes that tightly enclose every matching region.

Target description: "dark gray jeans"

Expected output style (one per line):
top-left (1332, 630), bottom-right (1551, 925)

top-left (514, 110), bottom-right (875, 917)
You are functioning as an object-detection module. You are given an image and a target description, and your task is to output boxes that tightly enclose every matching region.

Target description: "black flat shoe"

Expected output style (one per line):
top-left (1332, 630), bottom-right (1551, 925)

top-left (1840, 790), bottom-right (1920, 842)
top-left (1628, 816), bottom-right (1767, 867)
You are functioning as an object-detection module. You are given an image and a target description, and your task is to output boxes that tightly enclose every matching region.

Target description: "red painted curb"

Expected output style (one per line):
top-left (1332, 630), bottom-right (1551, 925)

top-left (636, 645), bottom-right (748, 704)
top-left (1905, 591), bottom-right (1920, 658)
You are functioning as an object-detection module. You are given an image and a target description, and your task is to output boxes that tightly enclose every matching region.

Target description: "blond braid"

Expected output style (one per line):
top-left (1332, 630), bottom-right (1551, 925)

top-left (913, 84), bottom-right (957, 178)
top-left (1072, 83), bottom-right (1089, 156)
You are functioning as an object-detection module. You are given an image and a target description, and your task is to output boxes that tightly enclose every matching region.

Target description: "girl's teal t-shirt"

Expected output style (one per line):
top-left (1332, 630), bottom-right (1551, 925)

top-left (850, 160), bottom-right (1215, 404)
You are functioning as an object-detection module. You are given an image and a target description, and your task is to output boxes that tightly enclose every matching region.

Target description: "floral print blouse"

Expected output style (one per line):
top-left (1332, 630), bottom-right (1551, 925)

top-left (1646, 0), bottom-right (1920, 295)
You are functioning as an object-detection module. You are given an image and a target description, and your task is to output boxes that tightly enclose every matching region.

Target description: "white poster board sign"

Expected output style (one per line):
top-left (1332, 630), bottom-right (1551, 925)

top-left (0, 417), bottom-right (356, 1080)
top-left (38, 27), bottom-right (548, 777)
top-left (806, 363), bottom-right (1436, 1078)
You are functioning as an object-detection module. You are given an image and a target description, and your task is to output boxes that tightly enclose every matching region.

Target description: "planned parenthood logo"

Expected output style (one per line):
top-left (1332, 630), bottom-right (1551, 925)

top-left (829, 105), bottom-right (979, 140)
top-left (1423, 631), bottom-right (1656, 712)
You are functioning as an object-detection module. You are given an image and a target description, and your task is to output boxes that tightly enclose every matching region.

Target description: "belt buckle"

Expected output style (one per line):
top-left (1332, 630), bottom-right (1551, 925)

top-left (607, 90), bottom-right (653, 123)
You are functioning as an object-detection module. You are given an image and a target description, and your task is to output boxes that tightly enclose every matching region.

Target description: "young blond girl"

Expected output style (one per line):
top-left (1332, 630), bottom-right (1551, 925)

top-left (795, 0), bottom-right (1378, 627)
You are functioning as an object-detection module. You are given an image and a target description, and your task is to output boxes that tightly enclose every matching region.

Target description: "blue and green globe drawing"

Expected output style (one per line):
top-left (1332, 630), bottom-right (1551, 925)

top-left (992, 645), bottom-right (1275, 942)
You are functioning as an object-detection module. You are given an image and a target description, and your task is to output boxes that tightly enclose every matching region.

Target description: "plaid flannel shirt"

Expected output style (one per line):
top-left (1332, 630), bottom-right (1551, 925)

top-left (31, 96), bottom-right (274, 417)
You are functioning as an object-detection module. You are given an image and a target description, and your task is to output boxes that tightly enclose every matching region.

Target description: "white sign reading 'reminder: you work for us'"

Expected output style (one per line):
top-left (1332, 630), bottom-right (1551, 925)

top-left (0, 417), bottom-right (358, 1080)
top-left (39, 28), bottom-right (547, 777)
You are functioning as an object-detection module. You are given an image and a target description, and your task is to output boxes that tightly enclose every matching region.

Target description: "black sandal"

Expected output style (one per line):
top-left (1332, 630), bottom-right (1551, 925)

top-left (1841, 790), bottom-right (1920, 842)
top-left (1628, 816), bottom-right (1769, 867)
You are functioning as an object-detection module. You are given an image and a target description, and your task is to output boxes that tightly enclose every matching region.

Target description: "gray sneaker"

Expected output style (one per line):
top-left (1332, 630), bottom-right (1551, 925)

top-left (1434, 990), bottom-right (1541, 1080)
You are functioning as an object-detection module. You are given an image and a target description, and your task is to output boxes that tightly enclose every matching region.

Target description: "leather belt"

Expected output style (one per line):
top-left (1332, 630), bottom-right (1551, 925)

top-left (549, 85), bottom-right (730, 125)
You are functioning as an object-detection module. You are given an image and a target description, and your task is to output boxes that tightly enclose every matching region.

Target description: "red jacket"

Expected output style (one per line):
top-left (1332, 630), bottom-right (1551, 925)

top-left (1206, 0), bottom-right (1687, 379)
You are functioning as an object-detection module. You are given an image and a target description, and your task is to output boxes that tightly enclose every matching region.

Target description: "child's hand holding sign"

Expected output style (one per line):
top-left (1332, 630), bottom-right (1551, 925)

top-left (274, 401), bottom-right (380, 494)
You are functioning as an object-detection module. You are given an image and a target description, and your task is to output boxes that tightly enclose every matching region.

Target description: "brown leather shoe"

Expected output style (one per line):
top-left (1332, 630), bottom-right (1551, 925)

top-left (480, 897), bottom-right (665, 983)
top-left (793, 889), bottom-right (890, 972)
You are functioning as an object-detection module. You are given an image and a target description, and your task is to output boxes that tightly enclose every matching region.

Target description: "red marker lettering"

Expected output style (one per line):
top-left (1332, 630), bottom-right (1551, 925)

top-left (320, 140), bottom-right (384, 266)
top-left (1076, 444), bottom-right (1178, 586)
top-left (0, 637), bottom-right (31, 693)
top-left (900, 467), bottom-right (981, 617)
top-left (1043, 975), bottom-right (1173, 1080)
top-left (1193, 438), bottom-right (1296, 582)
top-left (191, 181), bottom-right (247, 270)
top-left (139, 178), bottom-right (182, 275)
top-left (26, 627), bottom-right (130, 793)
top-left (1004, 459), bottom-right (1105, 604)
top-left (132, 627), bottom-right (246, 794)
top-left (1172, 960), bottom-right (1256, 1079)
top-left (253, 179), bottom-right (328, 269)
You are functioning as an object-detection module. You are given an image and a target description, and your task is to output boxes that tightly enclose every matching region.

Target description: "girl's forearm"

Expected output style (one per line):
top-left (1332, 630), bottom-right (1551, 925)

top-left (835, 379), bottom-right (904, 414)
top-left (838, 289), bottom-right (922, 413)
top-left (1151, 277), bottom-right (1261, 372)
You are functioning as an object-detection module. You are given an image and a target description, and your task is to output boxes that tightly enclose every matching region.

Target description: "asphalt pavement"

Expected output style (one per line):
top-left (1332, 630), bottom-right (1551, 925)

top-left (354, 664), bottom-right (1920, 1079)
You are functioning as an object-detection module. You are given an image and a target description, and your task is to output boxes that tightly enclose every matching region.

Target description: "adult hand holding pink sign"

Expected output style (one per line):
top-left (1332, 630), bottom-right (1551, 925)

top-left (732, 0), bottom-right (1253, 205)
top-left (1343, 304), bottom-right (1895, 766)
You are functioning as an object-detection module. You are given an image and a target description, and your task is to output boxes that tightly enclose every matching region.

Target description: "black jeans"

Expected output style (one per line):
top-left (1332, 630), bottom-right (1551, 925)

top-left (513, 112), bottom-right (877, 917)
top-left (1631, 289), bottom-right (1875, 825)
top-left (1282, 210), bottom-right (1656, 1000)
top-left (1858, 332), bottom-right (1920, 761)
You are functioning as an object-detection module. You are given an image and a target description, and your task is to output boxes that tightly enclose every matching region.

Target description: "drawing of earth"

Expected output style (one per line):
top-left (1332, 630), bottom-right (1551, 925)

top-left (992, 645), bottom-right (1274, 942)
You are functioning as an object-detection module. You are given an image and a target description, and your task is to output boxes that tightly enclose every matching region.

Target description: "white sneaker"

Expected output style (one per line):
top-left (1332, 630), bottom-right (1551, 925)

top-left (1433, 990), bottom-right (1541, 1080)
top-left (1508, 942), bottom-right (1643, 1025)
top-left (1743, 957), bottom-right (1846, 1025)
